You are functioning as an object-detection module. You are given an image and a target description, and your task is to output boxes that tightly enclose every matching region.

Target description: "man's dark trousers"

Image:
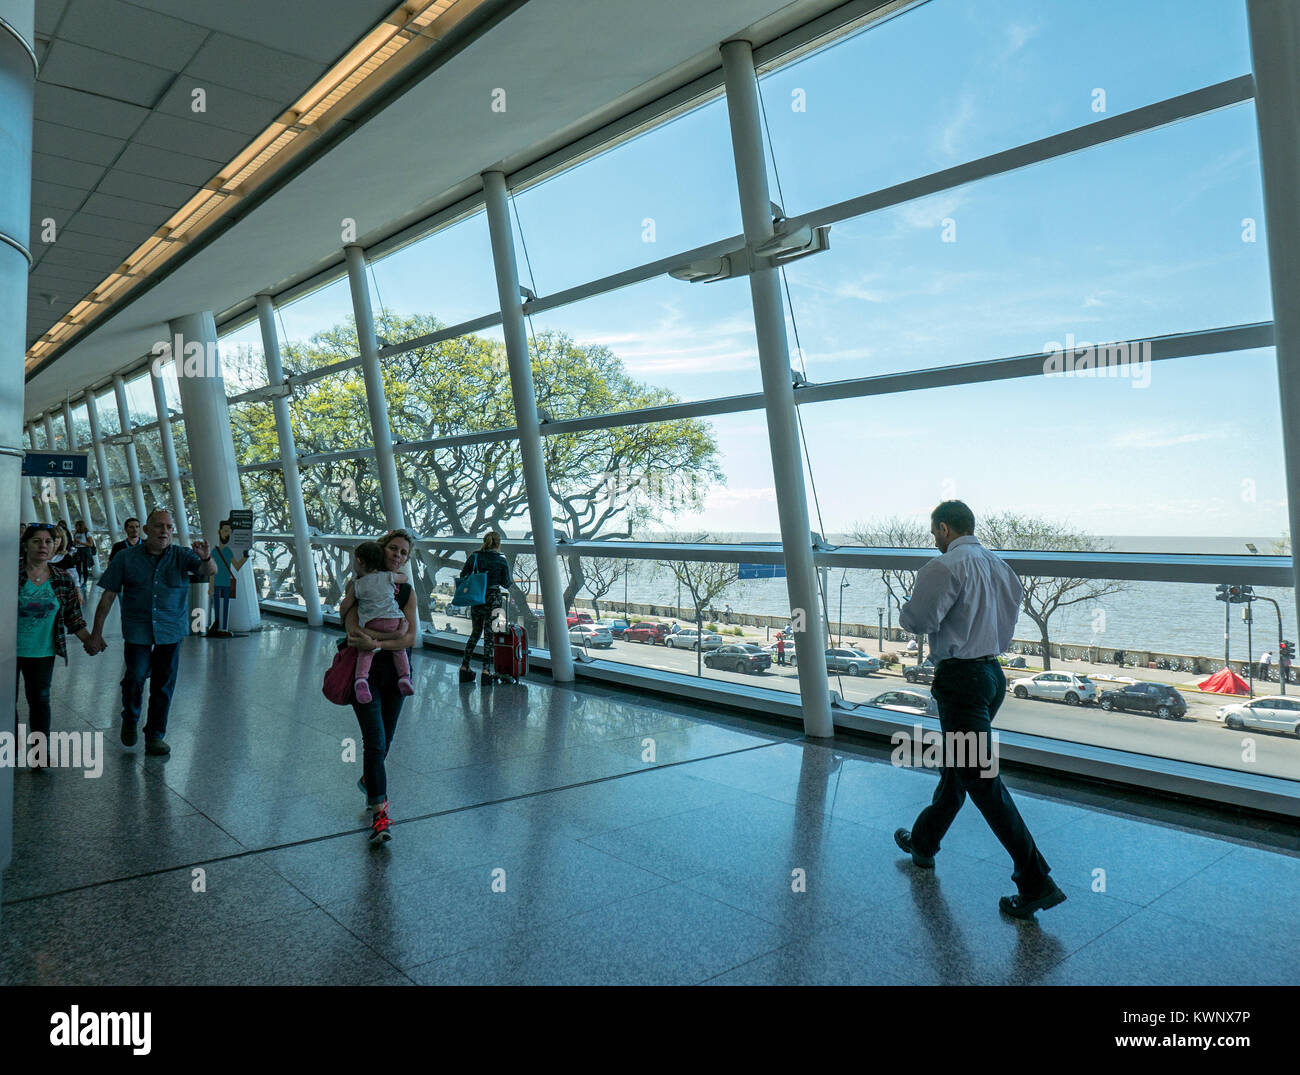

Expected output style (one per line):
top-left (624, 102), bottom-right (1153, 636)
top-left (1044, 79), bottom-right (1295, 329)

top-left (909, 656), bottom-right (1052, 896)
top-left (121, 642), bottom-right (182, 741)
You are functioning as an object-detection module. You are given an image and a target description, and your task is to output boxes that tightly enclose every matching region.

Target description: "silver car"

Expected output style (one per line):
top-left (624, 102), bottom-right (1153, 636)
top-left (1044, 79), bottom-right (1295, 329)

top-left (666, 628), bottom-right (724, 651)
top-left (868, 688), bottom-right (939, 717)
top-left (569, 624), bottom-right (613, 649)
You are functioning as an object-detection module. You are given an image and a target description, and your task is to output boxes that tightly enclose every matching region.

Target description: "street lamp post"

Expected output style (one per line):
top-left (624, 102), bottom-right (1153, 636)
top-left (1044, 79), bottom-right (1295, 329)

top-left (838, 571), bottom-right (849, 646)
top-left (877, 606), bottom-right (885, 653)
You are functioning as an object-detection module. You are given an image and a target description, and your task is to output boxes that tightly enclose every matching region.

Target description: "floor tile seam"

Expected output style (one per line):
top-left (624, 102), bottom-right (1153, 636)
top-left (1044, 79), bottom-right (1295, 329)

top-left (310, 903), bottom-right (437, 981)
top-left (4, 741), bottom-right (799, 908)
top-left (331, 876), bottom-right (683, 972)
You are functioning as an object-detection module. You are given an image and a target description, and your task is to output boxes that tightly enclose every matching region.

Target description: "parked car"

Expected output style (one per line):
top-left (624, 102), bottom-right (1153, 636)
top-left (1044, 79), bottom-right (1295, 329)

top-left (597, 619), bottom-right (631, 638)
top-left (1217, 695), bottom-right (1300, 736)
top-left (666, 628), bottom-right (724, 651)
top-left (1099, 682), bottom-right (1187, 720)
top-left (903, 663), bottom-right (936, 685)
top-left (704, 643), bottom-right (772, 674)
top-left (1009, 671), bottom-right (1097, 705)
top-left (867, 688), bottom-right (939, 718)
top-left (569, 624), bottom-right (613, 649)
top-left (623, 621), bottom-right (669, 644)
top-left (804, 647), bottom-right (882, 676)
top-left (566, 612), bottom-right (593, 627)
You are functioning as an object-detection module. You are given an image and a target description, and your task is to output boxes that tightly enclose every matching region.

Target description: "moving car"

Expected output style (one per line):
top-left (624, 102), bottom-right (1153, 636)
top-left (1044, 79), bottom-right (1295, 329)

top-left (666, 628), bottom-right (724, 651)
top-left (704, 643), bottom-right (772, 674)
top-left (597, 619), bottom-right (631, 638)
top-left (1217, 695), bottom-right (1300, 736)
top-left (623, 622), bottom-right (669, 644)
top-left (1009, 671), bottom-right (1097, 706)
top-left (1099, 682), bottom-right (1187, 720)
top-left (867, 688), bottom-right (939, 717)
top-left (569, 624), bottom-right (613, 649)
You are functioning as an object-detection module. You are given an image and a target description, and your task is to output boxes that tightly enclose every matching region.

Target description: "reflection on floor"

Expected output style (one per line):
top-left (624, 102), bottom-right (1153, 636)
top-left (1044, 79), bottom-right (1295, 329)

top-left (3, 618), bottom-right (1297, 986)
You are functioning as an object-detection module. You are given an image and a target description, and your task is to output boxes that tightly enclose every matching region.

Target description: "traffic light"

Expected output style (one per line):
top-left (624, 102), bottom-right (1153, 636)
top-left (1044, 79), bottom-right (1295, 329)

top-left (1215, 584), bottom-right (1231, 602)
top-left (1281, 640), bottom-right (1295, 664)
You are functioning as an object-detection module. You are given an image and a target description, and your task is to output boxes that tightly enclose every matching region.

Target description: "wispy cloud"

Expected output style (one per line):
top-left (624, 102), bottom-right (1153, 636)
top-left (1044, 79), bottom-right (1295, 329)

top-left (1108, 428), bottom-right (1229, 451)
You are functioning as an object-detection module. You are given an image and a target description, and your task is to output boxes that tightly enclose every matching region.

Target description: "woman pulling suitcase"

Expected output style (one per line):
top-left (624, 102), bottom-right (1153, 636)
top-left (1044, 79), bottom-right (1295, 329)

top-left (457, 531), bottom-right (513, 685)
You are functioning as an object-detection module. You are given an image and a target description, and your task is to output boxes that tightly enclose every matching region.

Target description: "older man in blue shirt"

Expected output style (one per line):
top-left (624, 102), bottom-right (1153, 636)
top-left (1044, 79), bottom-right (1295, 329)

top-left (89, 509), bottom-right (216, 755)
top-left (893, 500), bottom-right (1066, 919)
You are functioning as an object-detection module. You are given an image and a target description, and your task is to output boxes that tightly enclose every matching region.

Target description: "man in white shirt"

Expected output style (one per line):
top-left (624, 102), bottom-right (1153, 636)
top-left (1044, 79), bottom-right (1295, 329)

top-left (1259, 650), bottom-right (1272, 680)
top-left (893, 500), bottom-right (1066, 918)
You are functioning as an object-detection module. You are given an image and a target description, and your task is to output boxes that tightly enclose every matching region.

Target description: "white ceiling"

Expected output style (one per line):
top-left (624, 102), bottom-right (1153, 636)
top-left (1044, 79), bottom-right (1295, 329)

top-left (26, 0), bottom-right (397, 348)
top-left (25, 0), bottom-right (868, 417)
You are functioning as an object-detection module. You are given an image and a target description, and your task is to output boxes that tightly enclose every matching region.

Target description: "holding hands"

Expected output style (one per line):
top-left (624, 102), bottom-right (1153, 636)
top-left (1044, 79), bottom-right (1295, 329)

top-left (83, 633), bottom-right (107, 656)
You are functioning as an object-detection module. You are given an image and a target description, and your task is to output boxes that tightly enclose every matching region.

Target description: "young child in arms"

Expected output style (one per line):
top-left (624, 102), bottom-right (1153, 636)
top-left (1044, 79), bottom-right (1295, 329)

top-left (352, 540), bottom-right (414, 702)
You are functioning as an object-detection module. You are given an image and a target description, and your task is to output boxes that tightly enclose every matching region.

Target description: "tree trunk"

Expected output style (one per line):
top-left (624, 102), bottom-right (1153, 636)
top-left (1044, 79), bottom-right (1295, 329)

top-left (1038, 625), bottom-right (1052, 671)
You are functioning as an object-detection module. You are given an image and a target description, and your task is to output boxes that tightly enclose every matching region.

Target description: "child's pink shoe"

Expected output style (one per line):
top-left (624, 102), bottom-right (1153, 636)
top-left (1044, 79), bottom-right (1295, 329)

top-left (397, 675), bottom-right (415, 696)
top-left (354, 679), bottom-right (372, 704)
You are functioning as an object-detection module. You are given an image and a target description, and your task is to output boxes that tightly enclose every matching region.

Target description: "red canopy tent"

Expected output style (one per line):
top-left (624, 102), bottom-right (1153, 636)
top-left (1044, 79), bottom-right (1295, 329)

top-left (1197, 668), bottom-right (1251, 695)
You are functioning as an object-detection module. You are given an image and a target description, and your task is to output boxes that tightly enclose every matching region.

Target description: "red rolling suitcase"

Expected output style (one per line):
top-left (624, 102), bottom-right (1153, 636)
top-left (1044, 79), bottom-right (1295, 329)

top-left (491, 595), bottom-right (528, 682)
top-left (493, 624), bottom-right (528, 682)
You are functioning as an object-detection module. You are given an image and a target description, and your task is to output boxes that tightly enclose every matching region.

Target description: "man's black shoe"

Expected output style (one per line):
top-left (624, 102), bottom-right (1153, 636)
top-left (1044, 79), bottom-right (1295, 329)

top-left (120, 722), bottom-right (138, 748)
top-left (894, 828), bottom-right (934, 869)
top-left (145, 737), bottom-right (171, 756)
top-left (999, 880), bottom-right (1067, 918)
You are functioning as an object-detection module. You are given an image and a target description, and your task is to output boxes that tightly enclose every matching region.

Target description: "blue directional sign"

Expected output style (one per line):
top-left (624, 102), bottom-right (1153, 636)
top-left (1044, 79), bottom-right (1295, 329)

top-left (738, 563), bottom-right (786, 580)
top-left (22, 452), bottom-right (88, 478)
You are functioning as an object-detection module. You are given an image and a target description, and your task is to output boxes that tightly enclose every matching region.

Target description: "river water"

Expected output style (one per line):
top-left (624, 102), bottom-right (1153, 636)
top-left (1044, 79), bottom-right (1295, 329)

top-left (581, 534), bottom-right (1294, 659)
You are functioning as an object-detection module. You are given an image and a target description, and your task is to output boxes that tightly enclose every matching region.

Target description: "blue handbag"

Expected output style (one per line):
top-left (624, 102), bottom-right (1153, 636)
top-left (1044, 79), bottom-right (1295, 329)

top-left (454, 553), bottom-right (488, 607)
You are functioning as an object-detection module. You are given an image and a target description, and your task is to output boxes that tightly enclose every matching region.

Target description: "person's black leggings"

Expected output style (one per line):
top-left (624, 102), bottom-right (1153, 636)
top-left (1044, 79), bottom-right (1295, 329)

top-left (463, 589), bottom-right (505, 667)
top-left (15, 656), bottom-right (55, 737)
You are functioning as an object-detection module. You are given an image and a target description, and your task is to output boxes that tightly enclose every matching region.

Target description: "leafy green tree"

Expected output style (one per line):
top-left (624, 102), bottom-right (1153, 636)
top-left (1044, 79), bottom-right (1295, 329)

top-left (228, 313), bottom-right (723, 622)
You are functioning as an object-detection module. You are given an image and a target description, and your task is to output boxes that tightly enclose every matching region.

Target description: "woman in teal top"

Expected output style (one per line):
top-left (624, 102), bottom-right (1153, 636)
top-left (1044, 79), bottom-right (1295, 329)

top-left (17, 524), bottom-right (98, 765)
top-left (207, 519), bottom-right (247, 638)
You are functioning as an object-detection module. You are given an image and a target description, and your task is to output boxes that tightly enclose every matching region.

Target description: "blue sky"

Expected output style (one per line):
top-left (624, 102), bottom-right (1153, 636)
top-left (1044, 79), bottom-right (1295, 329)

top-left (227, 0), bottom-right (1287, 549)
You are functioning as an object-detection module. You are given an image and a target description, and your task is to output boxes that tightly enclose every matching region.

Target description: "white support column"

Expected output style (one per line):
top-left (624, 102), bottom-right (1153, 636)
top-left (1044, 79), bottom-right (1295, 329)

top-left (482, 170), bottom-right (574, 682)
top-left (257, 293), bottom-right (322, 626)
top-left (0, 0), bottom-right (37, 925)
top-left (1247, 0), bottom-right (1300, 651)
top-left (85, 390), bottom-right (118, 538)
top-left (41, 412), bottom-right (71, 525)
top-left (169, 311), bottom-right (261, 632)
top-left (112, 374), bottom-right (148, 524)
top-left (149, 365), bottom-right (190, 545)
top-left (28, 426), bottom-right (50, 523)
top-left (60, 403), bottom-right (93, 531)
top-left (721, 38), bottom-right (833, 737)
top-left (343, 245), bottom-right (405, 530)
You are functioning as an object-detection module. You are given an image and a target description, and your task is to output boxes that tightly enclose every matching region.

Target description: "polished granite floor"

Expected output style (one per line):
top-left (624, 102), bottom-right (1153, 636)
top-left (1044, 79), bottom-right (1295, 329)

top-left (3, 617), bottom-right (1298, 986)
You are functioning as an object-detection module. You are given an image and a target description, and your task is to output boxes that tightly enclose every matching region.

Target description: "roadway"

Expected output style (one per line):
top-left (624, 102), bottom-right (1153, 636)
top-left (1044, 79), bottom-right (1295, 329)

top-left (573, 636), bottom-right (1300, 783)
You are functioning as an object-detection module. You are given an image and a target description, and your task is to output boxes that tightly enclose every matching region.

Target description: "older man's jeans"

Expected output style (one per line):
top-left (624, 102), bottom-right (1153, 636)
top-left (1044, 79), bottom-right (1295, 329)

top-left (121, 642), bottom-right (182, 741)
top-left (909, 657), bottom-right (1052, 896)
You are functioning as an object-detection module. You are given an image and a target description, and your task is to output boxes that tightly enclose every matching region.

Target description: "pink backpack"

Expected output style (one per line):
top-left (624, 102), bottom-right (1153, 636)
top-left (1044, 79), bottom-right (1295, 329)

top-left (322, 641), bottom-right (358, 705)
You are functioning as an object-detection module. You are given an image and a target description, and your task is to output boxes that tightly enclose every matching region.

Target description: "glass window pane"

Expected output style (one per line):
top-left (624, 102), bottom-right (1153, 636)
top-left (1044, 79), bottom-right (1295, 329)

top-left (385, 325), bottom-right (515, 438)
top-left (396, 439), bottom-right (530, 538)
top-left (759, 0), bottom-right (1252, 215)
top-left (781, 106), bottom-right (1269, 383)
top-left (509, 94), bottom-right (742, 295)
top-left (218, 320), bottom-right (268, 393)
top-left (800, 349), bottom-right (1285, 554)
top-left (528, 275), bottom-right (760, 413)
top-left (369, 211), bottom-right (500, 329)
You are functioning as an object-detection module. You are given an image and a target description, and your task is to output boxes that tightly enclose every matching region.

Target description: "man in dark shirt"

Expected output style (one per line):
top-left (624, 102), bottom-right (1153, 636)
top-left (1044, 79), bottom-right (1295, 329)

top-left (90, 509), bottom-right (215, 755)
top-left (108, 517), bottom-right (143, 562)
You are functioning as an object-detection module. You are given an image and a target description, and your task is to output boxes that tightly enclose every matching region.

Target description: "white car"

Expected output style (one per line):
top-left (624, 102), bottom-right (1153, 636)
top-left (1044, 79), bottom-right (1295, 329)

top-left (1009, 671), bottom-right (1097, 706)
top-left (1217, 695), bottom-right (1300, 737)
top-left (569, 624), bottom-right (613, 649)
top-left (666, 628), bottom-right (724, 651)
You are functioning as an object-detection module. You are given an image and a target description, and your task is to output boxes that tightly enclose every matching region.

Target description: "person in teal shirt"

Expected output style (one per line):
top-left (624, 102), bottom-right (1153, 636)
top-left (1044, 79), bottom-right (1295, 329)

top-left (17, 524), bottom-right (100, 767)
top-left (207, 518), bottom-right (247, 637)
